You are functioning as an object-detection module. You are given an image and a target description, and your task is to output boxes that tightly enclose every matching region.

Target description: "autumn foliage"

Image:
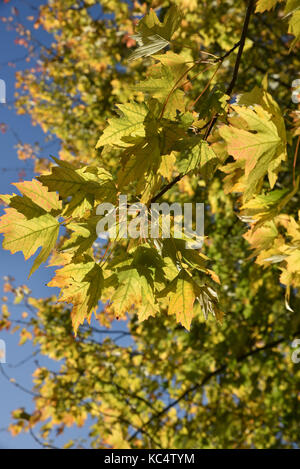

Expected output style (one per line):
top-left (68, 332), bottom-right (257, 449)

top-left (0, 0), bottom-right (300, 449)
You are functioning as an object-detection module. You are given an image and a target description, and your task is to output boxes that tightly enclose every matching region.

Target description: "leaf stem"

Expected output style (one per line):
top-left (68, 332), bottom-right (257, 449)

top-left (188, 64), bottom-right (221, 111)
top-left (158, 61), bottom-right (200, 120)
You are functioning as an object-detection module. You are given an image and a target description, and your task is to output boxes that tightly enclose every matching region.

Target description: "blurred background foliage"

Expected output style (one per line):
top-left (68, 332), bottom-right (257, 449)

top-left (0, 0), bottom-right (300, 449)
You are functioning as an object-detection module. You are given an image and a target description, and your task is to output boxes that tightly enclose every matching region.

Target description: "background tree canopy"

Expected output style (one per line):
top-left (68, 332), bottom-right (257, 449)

top-left (0, 0), bottom-right (300, 449)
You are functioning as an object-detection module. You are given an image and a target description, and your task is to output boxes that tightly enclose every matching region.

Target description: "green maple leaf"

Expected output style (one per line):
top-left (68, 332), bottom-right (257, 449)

top-left (133, 56), bottom-right (189, 118)
top-left (49, 261), bottom-right (103, 335)
top-left (111, 263), bottom-right (159, 322)
top-left (39, 157), bottom-right (115, 198)
top-left (111, 267), bottom-right (142, 317)
top-left (2, 194), bottom-right (46, 219)
top-left (284, 1), bottom-right (300, 50)
top-left (164, 271), bottom-right (199, 330)
top-left (0, 208), bottom-right (59, 276)
top-left (128, 34), bottom-right (169, 62)
top-left (240, 180), bottom-right (299, 228)
top-left (138, 275), bottom-right (160, 321)
top-left (255, 0), bottom-right (283, 13)
top-left (1, 179), bottom-right (62, 219)
top-left (39, 157), bottom-right (116, 216)
top-left (177, 139), bottom-right (219, 181)
top-left (61, 218), bottom-right (99, 256)
top-left (135, 57), bottom-right (188, 100)
top-left (128, 6), bottom-right (182, 62)
top-left (95, 102), bottom-right (148, 148)
top-left (117, 136), bottom-right (161, 191)
top-left (38, 157), bottom-right (86, 198)
top-left (12, 179), bottom-right (62, 213)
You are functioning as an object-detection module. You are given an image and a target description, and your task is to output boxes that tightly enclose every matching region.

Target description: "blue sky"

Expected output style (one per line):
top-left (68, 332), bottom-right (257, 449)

top-left (0, 0), bottom-right (124, 448)
top-left (0, 0), bottom-right (67, 449)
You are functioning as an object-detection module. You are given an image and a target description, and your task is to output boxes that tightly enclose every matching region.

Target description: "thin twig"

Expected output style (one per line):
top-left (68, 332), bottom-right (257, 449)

top-left (293, 135), bottom-right (300, 187)
top-left (29, 428), bottom-right (60, 450)
top-left (226, 1), bottom-right (255, 96)
top-left (204, 0), bottom-right (256, 140)
top-left (188, 64), bottom-right (221, 110)
top-left (158, 61), bottom-right (200, 120)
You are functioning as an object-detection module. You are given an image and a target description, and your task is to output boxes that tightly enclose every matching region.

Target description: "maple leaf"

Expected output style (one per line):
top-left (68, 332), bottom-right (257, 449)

top-left (197, 285), bottom-right (222, 322)
top-left (0, 208), bottom-right (59, 276)
top-left (128, 6), bottom-right (182, 62)
top-left (138, 275), bottom-right (160, 321)
top-left (135, 66), bottom-right (186, 116)
top-left (240, 180), bottom-right (299, 228)
top-left (38, 157), bottom-right (85, 198)
top-left (135, 56), bottom-right (189, 100)
top-left (285, 250), bottom-right (300, 273)
top-left (38, 157), bottom-right (116, 216)
top-left (128, 34), bottom-right (169, 62)
top-left (255, 0), bottom-right (283, 13)
top-left (1, 179), bottom-right (62, 220)
top-left (177, 139), bottom-right (219, 181)
top-left (61, 218), bottom-right (98, 256)
top-left (243, 220), bottom-right (279, 259)
top-left (12, 179), bottom-right (62, 213)
top-left (220, 103), bottom-right (286, 200)
top-left (160, 270), bottom-right (199, 330)
top-left (158, 152), bottom-right (176, 181)
top-left (1, 193), bottom-right (44, 219)
top-left (162, 238), bottom-right (208, 274)
top-left (39, 157), bottom-right (115, 197)
top-left (49, 261), bottom-right (104, 334)
top-left (95, 102), bottom-right (148, 148)
top-left (284, 1), bottom-right (300, 50)
top-left (133, 55), bottom-right (190, 118)
top-left (110, 259), bottom-right (159, 322)
top-left (110, 267), bottom-right (142, 318)
top-left (117, 136), bottom-right (160, 191)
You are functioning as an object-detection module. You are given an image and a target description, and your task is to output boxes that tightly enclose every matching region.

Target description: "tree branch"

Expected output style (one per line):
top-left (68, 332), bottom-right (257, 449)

top-left (128, 329), bottom-right (300, 442)
top-left (226, 0), bottom-right (256, 96)
top-left (149, 0), bottom-right (256, 205)
top-left (202, 0), bottom-right (255, 140)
